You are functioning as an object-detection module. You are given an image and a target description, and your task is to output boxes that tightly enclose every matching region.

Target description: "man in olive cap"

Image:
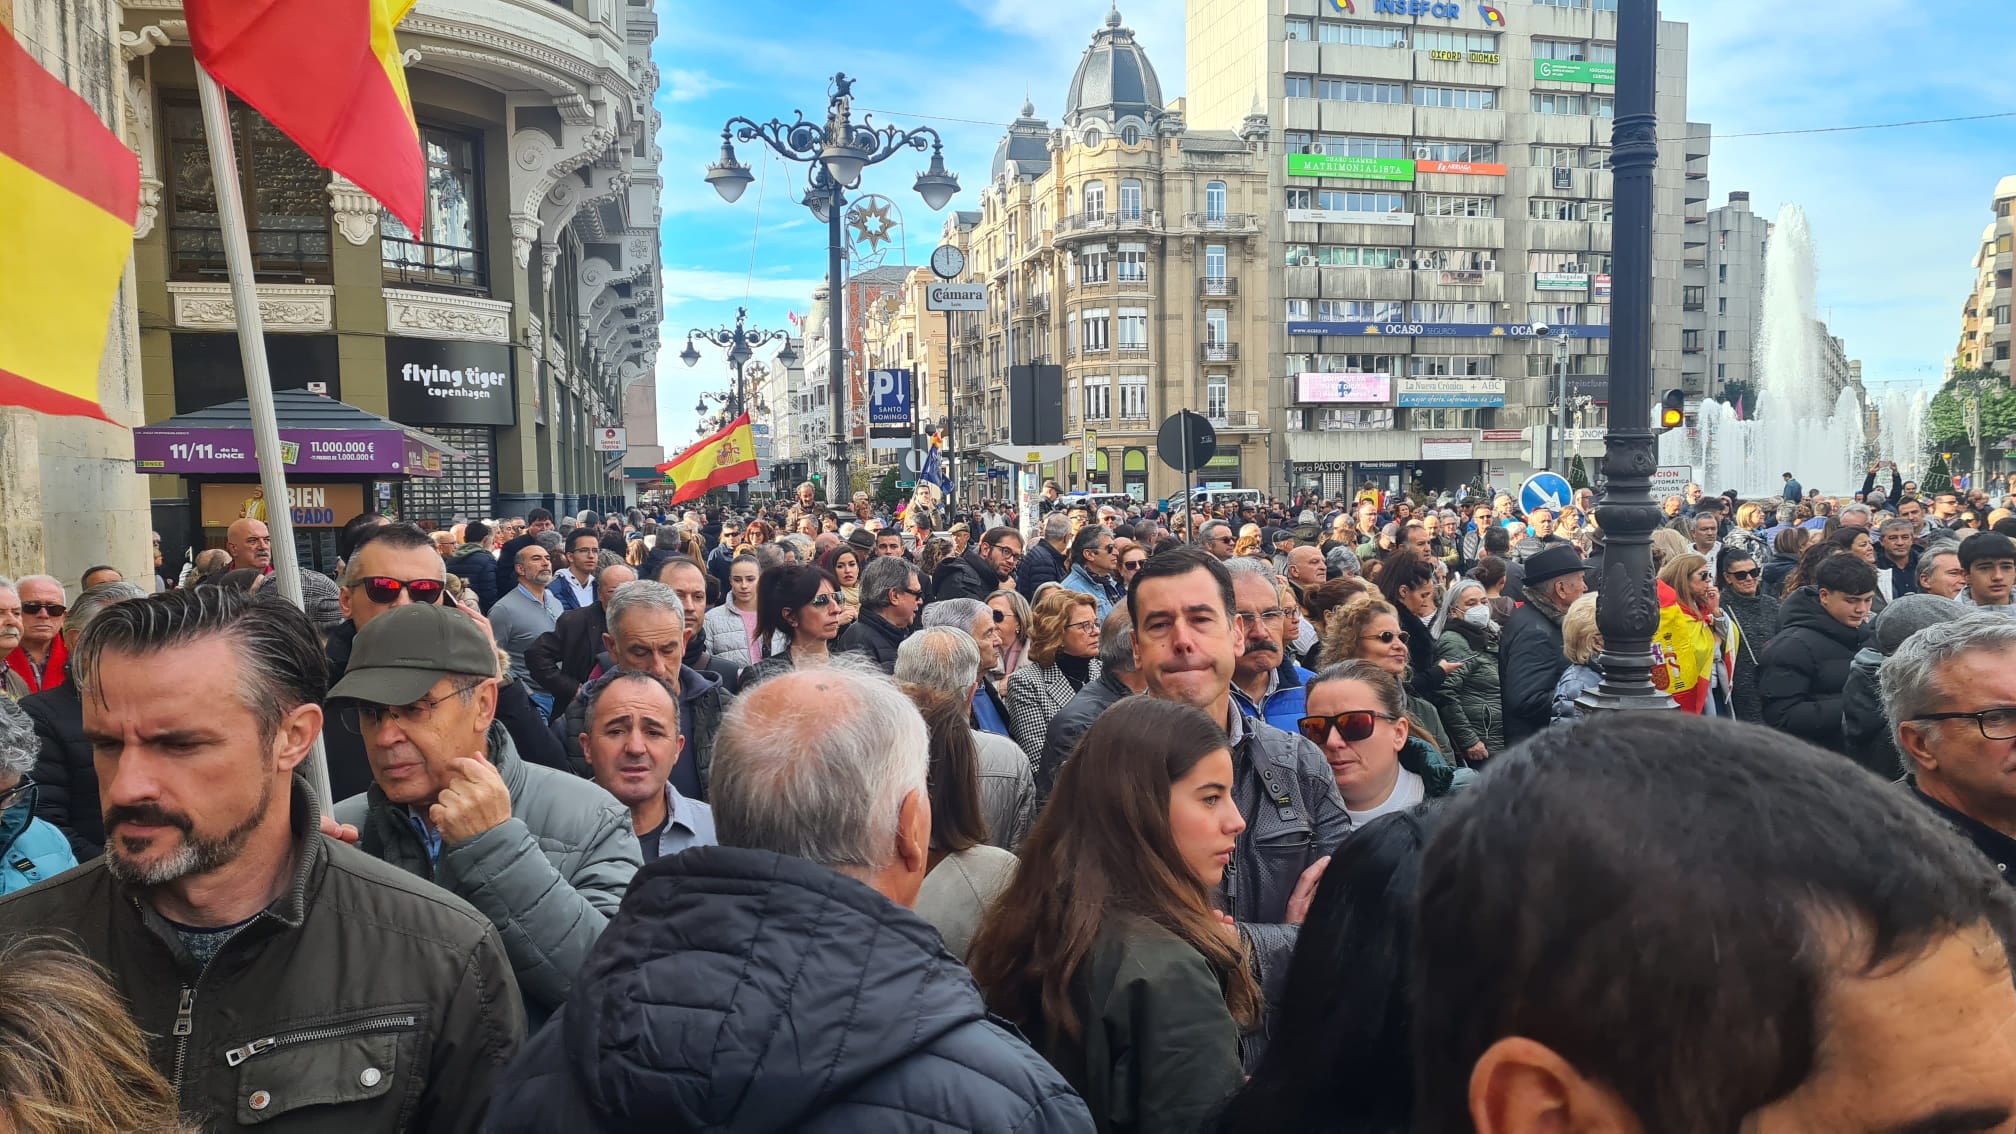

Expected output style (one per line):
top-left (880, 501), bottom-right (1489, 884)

top-left (330, 602), bottom-right (641, 1022)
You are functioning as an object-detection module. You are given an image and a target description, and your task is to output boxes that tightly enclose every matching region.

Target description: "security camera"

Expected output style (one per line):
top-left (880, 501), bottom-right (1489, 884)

top-left (1531, 322), bottom-right (1553, 337)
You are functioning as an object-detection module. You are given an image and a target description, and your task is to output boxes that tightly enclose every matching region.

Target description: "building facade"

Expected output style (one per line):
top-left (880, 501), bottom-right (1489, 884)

top-left (1185, 0), bottom-right (1705, 498)
top-left (1954, 175), bottom-right (2014, 381)
top-left (921, 9), bottom-right (1276, 504)
top-left (1702, 189), bottom-right (1769, 402)
top-left (117, 0), bottom-right (664, 569)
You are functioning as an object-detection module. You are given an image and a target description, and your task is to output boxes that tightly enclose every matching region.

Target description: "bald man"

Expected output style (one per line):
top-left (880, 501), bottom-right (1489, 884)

top-left (226, 517), bottom-right (273, 572)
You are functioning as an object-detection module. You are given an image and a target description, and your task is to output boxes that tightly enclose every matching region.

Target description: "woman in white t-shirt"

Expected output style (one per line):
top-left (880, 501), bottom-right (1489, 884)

top-left (1297, 660), bottom-right (1477, 828)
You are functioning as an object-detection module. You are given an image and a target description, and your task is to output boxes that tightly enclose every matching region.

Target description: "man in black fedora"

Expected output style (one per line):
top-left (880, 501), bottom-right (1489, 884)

top-left (1500, 542), bottom-right (1592, 745)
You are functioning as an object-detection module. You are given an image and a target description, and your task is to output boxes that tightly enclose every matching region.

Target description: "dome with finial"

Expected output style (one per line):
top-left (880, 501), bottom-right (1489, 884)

top-left (991, 97), bottom-right (1052, 180)
top-left (1063, 4), bottom-right (1163, 133)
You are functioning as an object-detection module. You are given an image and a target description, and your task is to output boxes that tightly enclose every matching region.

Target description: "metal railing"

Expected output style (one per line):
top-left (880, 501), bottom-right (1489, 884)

top-left (172, 224), bottom-right (330, 281)
top-left (1200, 342), bottom-right (1240, 361)
top-left (381, 235), bottom-right (488, 292)
top-left (1200, 275), bottom-right (1238, 296)
top-left (1182, 212), bottom-right (1260, 232)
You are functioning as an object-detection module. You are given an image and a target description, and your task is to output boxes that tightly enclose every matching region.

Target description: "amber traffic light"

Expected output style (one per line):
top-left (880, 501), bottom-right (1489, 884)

top-left (1659, 388), bottom-right (1685, 430)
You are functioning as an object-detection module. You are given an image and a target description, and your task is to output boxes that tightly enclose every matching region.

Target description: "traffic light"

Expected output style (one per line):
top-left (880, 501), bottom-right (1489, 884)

top-left (1659, 388), bottom-right (1685, 430)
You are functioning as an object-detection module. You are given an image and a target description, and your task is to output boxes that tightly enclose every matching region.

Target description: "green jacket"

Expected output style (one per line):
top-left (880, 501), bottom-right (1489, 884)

top-left (0, 777), bottom-right (525, 1131)
top-left (1037, 913), bottom-right (1244, 1134)
top-left (1433, 621), bottom-right (1505, 756)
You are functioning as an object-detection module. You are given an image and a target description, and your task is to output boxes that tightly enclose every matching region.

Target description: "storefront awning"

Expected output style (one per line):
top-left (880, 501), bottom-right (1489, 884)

top-left (134, 390), bottom-right (463, 478)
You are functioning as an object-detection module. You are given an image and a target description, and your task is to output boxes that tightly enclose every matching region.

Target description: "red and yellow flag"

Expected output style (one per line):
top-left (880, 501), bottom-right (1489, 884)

top-left (184, 0), bottom-right (424, 233)
top-left (0, 34), bottom-right (140, 423)
top-left (659, 414), bottom-right (760, 505)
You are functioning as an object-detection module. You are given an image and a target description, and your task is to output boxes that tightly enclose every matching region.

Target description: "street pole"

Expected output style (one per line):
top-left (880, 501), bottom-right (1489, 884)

top-left (826, 188), bottom-right (849, 507)
top-left (1555, 336), bottom-right (1571, 479)
top-left (944, 308), bottom-right (957, 512)
top-left (1577, 0), bottom-right (1676, 715)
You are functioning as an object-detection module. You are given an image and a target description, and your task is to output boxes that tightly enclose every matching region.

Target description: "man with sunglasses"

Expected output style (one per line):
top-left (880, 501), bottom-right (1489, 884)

top-left (837, 556), bottom-right (923, 674)
top-left (331, 602), bottom-right (640, 1023)
top-left (5, 575), bottom-right (67, 695)
top-left (1886, 615), bottom-right (2016, 882)
top-left (490, 545), bottom-right (567, 721)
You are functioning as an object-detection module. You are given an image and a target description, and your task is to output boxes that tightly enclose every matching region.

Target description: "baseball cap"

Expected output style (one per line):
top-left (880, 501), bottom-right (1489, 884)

top-left (326, 603), bottom-right (498, 706)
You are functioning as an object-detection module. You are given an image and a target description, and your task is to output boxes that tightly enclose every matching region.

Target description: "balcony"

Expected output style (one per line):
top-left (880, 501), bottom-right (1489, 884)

top-left (961, 327), bottom-right (982, 346)
top-left (1057, 209), bottom-right (1160, 238)
top-left (1181, 212), bottom-right (1260, 234)
top-left (1199, 342), bottom-right (1239, 362)
top-left (1200, 275), bottom-right (1238, 297)
top-left (1116, 344), bottom-right (1150, 358)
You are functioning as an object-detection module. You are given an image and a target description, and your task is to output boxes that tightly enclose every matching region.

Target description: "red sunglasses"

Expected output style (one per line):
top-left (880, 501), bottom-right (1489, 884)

top-left (1297, 710), bottom-right (1397, 745)
top-left (358, 576), bottom-right (446, 605)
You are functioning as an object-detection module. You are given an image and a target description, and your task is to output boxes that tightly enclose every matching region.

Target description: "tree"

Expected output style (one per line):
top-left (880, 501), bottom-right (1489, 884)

top-left (873, 465), bottom-right (904, 511)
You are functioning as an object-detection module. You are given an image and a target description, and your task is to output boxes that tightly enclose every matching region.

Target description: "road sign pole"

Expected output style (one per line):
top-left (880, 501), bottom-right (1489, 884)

top-left (1181, 413), bottom-right (1195, 544)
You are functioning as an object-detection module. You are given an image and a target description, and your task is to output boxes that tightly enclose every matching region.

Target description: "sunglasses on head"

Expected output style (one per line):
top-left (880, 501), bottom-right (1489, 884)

top-left (1297, 710), bottom-right (1396, 745)
top-left (358, 577), bottom-right (446, 605)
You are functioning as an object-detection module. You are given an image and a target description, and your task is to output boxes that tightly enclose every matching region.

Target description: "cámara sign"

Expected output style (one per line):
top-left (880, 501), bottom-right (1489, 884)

top-left (385, 338), bottom-right (515, 427)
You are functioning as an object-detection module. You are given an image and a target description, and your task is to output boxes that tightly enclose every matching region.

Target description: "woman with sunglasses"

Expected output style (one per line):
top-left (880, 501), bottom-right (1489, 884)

top-left (817, 545), bottom-right (863, 629)
top-left (1006, 589), bottom-right (1103, 762)
top-left (0, 695), bottom-right (76, 894)
top-left (1652, 552), bottom-right (1739, 716)
top-left (737, 564), bottom-right (846, 691)
top-left (968, 698), bottom-right (1258, 1134)
top-left (988, 588), bottom-right (1032, 685)
top-left (1298, 661), bottom-right (1474, 827)
top-left (1716, 548), bottom-right (1780, 723)
top-left (1319, 596), bottom-right (1452, 757)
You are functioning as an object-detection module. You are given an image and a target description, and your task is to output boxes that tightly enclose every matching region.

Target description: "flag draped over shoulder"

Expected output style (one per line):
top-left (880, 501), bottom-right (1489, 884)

top-left (0, 34), bottom-right (140, 422)
top-left (183, 0), bottom-right (424, 233)
top-left (659, 414), bottom-right (760, 505)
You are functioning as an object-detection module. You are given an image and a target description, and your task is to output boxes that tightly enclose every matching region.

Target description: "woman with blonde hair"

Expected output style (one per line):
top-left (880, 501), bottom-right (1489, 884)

top-left (1318, 595), bottom-right (1451, 756)
top-left (1724, 501), bottom-right (1770, 562)
top-left (1653, 551), bottom-right (1738, 715)
top-left (1006, 588), bottom-right (1103, 760)
top-left (1552, 592), bottom-right (1604, 722)
top-left (988, 587), bottom-right (1033, 682)
top-left (1232, 523), bottom-right (1266, 560)
top-left (1649, 527), bottom-right (1689, 572)
top-left (0, 939), bottom-right (197, 1133)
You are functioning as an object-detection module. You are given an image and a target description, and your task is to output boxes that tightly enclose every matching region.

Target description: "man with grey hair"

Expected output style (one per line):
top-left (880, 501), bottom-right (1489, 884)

top-left (1037, 606), bottom-right (1148, 800)
top-left (6, 574), bottom-right (67, 695)
top-left (1919, 543), bottom-right (1968, 600)
top-left (1884, 613), bottom-right (2016, 882)
top-left (920, 596), bottom-right (1013, 737)
top-left (1838, 502), bottom-right (1874, 531)
top-left (0, 577), bottom-right (25, 701)
top-left (23, 580), bottom-right (145, 859)
top-left (895, 628), bottom-right (1035, 850)
top-left (1017, 511), bottom-right (1072, 599)
top-left (0, 692), bottom-right (77, 892)
top-left (1197, 519), bottom-right (1236, 561)
top-left (485, 662), bottom-right (1093, 1130)
top-left (837, 555), bottom-right (922, 674)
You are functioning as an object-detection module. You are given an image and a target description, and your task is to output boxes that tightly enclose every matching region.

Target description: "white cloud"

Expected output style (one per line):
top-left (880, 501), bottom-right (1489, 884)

top-left (663, 68), bottom-right (728, 103)
top-left (663, 267), bottom-right (824, 305)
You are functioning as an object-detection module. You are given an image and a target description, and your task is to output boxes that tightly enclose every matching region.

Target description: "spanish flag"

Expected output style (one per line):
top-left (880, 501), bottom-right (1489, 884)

top-left (184, 0), bottom-right (424, 233)
top-left (659, 414), bottom-right (760, 505)
top-left (0, 33), bottom-right (140, 422)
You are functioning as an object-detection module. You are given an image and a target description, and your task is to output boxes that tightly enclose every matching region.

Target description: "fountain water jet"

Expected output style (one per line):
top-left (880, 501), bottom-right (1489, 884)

top-left (1658, 204), bottom-right (1867, 496)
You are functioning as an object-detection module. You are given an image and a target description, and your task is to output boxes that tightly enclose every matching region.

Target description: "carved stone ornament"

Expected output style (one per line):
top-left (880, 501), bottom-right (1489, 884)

top-left (328, 175), bottom-right (385, 246)
top-left (168, 283), bottom-right (334, 332)
top-left (383, 289), bottom-right (513, 343)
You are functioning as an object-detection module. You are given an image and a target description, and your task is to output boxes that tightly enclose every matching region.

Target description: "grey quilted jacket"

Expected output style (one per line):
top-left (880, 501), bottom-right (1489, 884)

top-left (335, 723), bottom-right (641, 1022)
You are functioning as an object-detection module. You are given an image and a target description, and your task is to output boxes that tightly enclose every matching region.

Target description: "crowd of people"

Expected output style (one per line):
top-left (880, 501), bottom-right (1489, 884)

top-left (2, 463), bottom-right (2016, 1131)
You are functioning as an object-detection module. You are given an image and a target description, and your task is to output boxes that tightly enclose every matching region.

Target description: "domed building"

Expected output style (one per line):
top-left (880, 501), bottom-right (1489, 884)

top-left (938, 6), bottom-right (1275, 502)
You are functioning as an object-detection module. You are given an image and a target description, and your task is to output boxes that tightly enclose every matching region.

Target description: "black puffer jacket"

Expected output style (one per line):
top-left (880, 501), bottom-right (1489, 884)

top-left (835, 609), bottom-right (911, 674)
top-left (484, 847), bottom-right (1095, 1133)
top-left (24, 669), bottom-right (98, 859)
top-left (1720, 589), bottom-right (1782, 724)
top-left (1018, 539), bottom-right (1067, 600)
top-left (1840, 648), bottom-right (1902, 778)
top-left (933, 548), bottom-right (1004, 604)
top-left (1758, 586), bottom-right (1868, 755)
top-left (1500, 598), bottom-right (1568, 746)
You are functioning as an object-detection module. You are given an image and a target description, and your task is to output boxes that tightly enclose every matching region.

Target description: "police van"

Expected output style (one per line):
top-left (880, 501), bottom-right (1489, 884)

top-left (1165, 487), bottom-right (1264, 513)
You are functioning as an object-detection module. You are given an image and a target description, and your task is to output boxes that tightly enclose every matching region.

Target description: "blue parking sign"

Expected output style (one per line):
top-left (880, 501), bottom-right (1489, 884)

top-left (869, 368), bottom-right (912, 425)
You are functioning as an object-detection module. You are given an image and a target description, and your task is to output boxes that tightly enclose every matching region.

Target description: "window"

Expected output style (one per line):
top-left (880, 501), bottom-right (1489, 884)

top-left (1530, 199), bottom-right (1589, 221)
top-left (1533, 145), bottom-right (1580, 167)
top-left (1532, 93), bottom-right (1586, 115)
top-left (1284, 131), bottom-right (1317, 155)
top-left (1409, 356), bottom-right (1491, 376)
top-left (1205, 244), bottom-right (1227, 279)
top-left (1121, 125), bottom-right (1140, 145)
top-left (1717, 330), bottom-right (1729, 349)
top-left (1997, 305), bottom-right (2012, 326)
top-left (1531, 39), bottom-right (1587, 60)
top-left (1718, 363), bottom-right (1727, 379)
top-left (1584, 148), bottom-right (1612, 169)
top-left (1682, 330), bottom-right (1702, 350)
top-left (1207, 376), bottom-right (1229, 421)
top-left (1414, 301), bottom-right (1494, 323)
top-left (1205, 309), bottom-right (1229, 345)
top-left (1320, 135), bottom-right (1409, 158)
top-left (1412, 85), bottom-right (1497, 110)
top-left (1717, 263), bottom-right (1728, 283)
top-left (1285, 245), bottom-right (1314, 267)
top-left (381, 126), bottom-right (487, 291)
top-left (1407, 408), bottom-right (1479, 430)
top-left (1415, 30), bottom-right (1498, 52)
top-left (1583, 305), bottom-right (1611, 326)
top-left (1285, 188), bottom-right (1313, 210)
top-left (1329, 190), bottom-right (1410, 214)
top-left (1084, 128), bottom-right (1103, 147)
top-left (1588, 43), bottom-right (1618, 63)
top-left (1337, 80), bottom-right (1405, 104)
top-left (1285, 75), bottom-right (1313, 99)
top-left (1528, 251), bottom-right (1590, 272)
top-left (1413, 140), bottom-right (1498, 163)
top-left (1119, 179), bottom-right (1143, 220)
top-left (1079, 249), bottom-right (1108, 283)
top-left (1346, 300), bottom-right (1407, 321)
top-left (1415, 247), bottom-right (1494, 270)
top-left (1311, 407), bottom-right (1397, 431)
top-left (1535, 0), bottom-right (1588, 8)
top-left (1080, 308), bottom-right (1109, 351)
top-left (1205, 181), bottom-right (1227, 221)
top-left (1117, 307), bottom-right (1148, 350)
top-left (1287, 298), bottom-right (1312, 320)
top-left (1528, 303), bottom-right (1581, 325)
top-left (1083, 181), bottom-right (1106, 220)
top-left (165, 97), bottom-right (332, 280)
top-left (1319, 245), bottom-right (1405, 267)
top-left (1591, 96), bottom-right (1616, 118)
top-left (1085, 377), bottom-right (1111, 422)
top-left (1317, 21), bottom-right (1408, 47)
top-left (1120, 375), bottom-right (1149, 420)
top-left (1682, 286), bottom-right (1705, 310)
top-left (1116, 246), bottom-right (1148, 282)
top-left (1420, 194), bottom-right (1495, 217)
top-left (1286, 16), bottom-right (1313, 39)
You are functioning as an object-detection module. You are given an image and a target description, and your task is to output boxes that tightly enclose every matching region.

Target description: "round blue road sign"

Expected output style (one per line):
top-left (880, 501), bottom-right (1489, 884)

top-left (1520, 471), bottom-right (1573, 515)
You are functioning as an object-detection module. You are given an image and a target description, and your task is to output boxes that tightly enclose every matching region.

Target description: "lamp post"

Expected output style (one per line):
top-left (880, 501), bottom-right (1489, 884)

top-left (682, 307), bottom-right (796, 510)
top-left (706, 74), bottom-right (959, 508)
top-left (1577, 0), bottom-right (1677, 714)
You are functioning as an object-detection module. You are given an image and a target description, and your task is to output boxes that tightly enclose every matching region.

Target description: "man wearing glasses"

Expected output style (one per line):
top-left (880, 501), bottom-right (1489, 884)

top-left (836, 556), bottom-right (923, 674)
top-left (331, 601), bottom-right (641, 1022)
top-left (1226, 558), bottom-right (1314, 733)
top-left (1197, 520), bottom-right (1237, 562)
top-left (1886, 616), bottom-right (2016, 882)
top-left (554, 529), bottom-right (603, 612)
top-left (5, 575), bottom-right (68, 694)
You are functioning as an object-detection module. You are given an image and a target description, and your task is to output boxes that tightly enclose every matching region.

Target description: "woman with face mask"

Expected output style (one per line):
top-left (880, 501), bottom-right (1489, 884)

top-left (1427, 577), bottom-right (1502, 765)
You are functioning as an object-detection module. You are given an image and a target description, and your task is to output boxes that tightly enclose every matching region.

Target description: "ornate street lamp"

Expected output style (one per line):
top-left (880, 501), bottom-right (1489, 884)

top-left (682, 306), bottom-right (793, 508)
top-left (707, 74), bottom-right (959, 506)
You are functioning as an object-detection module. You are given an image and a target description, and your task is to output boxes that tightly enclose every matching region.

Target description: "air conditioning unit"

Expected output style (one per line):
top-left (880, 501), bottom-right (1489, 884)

top-left (1297, 255), bottom-right (1318, 267)
top-left (1393, 259), bottom-right (1413, 270)
top-left (1479, 259), bottom-right (1497, 271)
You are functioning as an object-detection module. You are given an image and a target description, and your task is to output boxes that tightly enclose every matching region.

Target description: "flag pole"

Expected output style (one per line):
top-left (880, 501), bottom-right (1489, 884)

top-left (195, 65), bottom-right (333, 807)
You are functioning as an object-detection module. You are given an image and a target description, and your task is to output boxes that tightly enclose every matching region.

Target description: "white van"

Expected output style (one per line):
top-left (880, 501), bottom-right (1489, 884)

top-left (1166, 487), bottom-right (1263, 513)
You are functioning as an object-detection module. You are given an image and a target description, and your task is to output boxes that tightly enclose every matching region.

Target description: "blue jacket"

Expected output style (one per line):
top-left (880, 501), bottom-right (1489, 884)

top-left (1058, 564), bottom-right (1123, 622)
top-left (1234, 660), bottom-right (1316, 736)
top-left (445, 544), bottom-right (501, 612)
top-left (1, 788), bottom-right (78, 895)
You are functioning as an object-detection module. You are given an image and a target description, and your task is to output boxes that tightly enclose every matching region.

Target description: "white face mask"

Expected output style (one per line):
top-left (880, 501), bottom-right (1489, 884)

top-left (1461, 603), bottom-right (1494, 629)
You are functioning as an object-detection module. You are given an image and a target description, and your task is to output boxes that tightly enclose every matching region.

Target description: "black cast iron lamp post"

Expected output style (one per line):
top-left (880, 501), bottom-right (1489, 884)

top-left (681, 306), bottom-right (797, 508)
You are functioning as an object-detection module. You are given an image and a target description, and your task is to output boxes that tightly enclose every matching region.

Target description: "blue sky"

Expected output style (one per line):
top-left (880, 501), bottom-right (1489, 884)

top-left (650, 0), bottom-right (2010, 445)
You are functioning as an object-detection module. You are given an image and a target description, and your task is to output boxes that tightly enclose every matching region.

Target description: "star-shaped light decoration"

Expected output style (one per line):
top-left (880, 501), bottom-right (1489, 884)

top-left (850, 198), bottom-right (897, 253)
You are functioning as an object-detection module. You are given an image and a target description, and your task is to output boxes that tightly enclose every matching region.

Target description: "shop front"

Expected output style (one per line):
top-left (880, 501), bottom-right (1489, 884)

top-left (383, 336), bottom-right (513, 525)
top-left (136, 389), bottom-right (459, 574)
